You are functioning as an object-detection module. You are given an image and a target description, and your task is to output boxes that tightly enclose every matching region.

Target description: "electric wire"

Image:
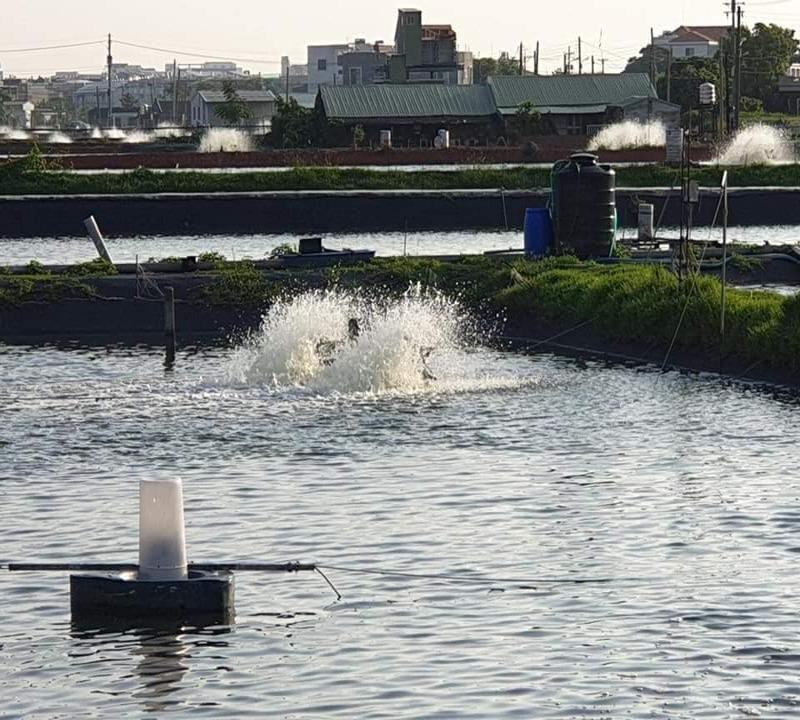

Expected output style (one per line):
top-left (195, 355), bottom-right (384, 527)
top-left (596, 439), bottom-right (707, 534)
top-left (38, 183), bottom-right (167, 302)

top-left (115, 40), bottom-right (281, 66)
top-left (0, 40), bottom-right (104, 53)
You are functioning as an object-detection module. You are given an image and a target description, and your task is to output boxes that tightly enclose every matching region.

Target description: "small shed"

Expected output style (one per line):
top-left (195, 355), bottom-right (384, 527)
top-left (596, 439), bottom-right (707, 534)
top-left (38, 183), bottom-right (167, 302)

top-left (190, 90), bottom-right (277, 129)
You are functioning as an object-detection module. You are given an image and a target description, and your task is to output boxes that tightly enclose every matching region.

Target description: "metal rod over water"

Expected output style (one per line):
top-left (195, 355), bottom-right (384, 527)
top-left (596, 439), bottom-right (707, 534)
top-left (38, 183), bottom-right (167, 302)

top-left (6, 562), bottom-right (317, 573)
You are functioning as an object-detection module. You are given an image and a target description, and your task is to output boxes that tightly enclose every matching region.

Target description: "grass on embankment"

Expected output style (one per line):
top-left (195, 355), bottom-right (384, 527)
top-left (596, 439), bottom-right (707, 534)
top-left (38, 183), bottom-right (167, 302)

top-left (2, 253), bottom-right (798, 377)
top-left (1, 148), bottom-right (799, 195)
top-left (339, 255), bottom-right (800, 375)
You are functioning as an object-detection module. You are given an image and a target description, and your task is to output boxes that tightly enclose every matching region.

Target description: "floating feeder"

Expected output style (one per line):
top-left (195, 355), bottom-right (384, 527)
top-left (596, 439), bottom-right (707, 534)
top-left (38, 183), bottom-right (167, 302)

top-left (70, 479), bottom-right (235, 624)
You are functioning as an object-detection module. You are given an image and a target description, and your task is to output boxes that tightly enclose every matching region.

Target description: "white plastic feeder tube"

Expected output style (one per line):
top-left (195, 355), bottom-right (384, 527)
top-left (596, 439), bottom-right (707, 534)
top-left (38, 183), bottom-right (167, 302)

top-left (138, 479), bottom-right (188, 581)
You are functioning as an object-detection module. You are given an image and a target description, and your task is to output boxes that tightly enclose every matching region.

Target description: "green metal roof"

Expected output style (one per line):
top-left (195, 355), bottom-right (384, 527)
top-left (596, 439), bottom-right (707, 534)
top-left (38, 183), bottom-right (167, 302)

top-left (488, 73), bottom-right (656, 110)
top-left (320, 84), bottom-right (497, 120)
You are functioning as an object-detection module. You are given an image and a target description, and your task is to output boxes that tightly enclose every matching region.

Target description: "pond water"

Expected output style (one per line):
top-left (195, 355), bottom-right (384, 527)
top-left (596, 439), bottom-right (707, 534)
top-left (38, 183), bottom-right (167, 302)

top-left (2, 225), bottom-right (798, 267)
top-left (2, 290), bottom-right (800, 719)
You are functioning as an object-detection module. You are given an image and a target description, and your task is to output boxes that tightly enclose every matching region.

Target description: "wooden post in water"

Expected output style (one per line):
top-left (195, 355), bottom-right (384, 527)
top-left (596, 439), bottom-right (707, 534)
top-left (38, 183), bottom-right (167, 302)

top-left (720, 171), bottom-right (729, 367)
top-left (164, 286), bottom-right (176, 367)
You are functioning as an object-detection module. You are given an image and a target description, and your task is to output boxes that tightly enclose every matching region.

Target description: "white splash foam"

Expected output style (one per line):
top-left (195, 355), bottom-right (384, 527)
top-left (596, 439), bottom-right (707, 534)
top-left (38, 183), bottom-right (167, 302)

top-left (154, 124), bottom-right (190, 139)
top-left (6, 129), bottom-right (31, 141)
top-left (105, 127), bottom-right (126, 140)
top-left (227, 288), bottom-right (511, 395)
top-left (123, 130), bottom-right (153, 144)
top-left (587, 120), bottom-right (666, 151)
top-left (47, 131), bottom-right (72, 144)
top-left (90, 127), bottom-right (103, 140)
top-left (715, 124), bottom-right (794, 165)
top-left (198, 127), bottom-right (254, 153)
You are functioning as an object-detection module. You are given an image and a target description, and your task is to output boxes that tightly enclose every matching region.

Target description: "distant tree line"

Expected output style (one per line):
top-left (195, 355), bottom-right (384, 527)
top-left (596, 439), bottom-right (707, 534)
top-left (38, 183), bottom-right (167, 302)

top-left (624, 23), bottom-right (799, 114)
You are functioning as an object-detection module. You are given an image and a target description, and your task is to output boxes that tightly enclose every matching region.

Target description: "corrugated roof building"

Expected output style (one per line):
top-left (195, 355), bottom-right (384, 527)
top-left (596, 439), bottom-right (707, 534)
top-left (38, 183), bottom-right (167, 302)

top-left (191, 89), bottom-right (277, 128)
top-left (317, 73), bottom-right (679, 144)
top-left (488, 73), bottom-right (657, 115)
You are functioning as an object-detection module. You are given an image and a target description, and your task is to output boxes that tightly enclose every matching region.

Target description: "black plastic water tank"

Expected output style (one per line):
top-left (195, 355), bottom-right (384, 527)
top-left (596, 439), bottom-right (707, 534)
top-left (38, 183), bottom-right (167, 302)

top-left (551, 153), bottom-right (616, 258)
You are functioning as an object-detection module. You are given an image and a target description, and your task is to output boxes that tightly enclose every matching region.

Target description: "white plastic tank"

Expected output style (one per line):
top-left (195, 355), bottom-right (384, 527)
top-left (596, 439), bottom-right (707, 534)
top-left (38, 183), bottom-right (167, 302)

top-left (379, 129), bottom-right (392, 148)
top-left (638, 203), bottom-right (655, 242)
top-left (699, 82), bottom-right (717, 106)
top-left (437, 129), bottom-right (450, 149)
top-left (139, 479), bottom-right (188, 581)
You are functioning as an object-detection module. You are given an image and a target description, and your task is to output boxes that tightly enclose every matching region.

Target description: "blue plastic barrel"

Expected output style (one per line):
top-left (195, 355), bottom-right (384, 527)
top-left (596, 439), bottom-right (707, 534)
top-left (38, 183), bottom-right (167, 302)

top-left (523, 208), bottom-right (553, 256)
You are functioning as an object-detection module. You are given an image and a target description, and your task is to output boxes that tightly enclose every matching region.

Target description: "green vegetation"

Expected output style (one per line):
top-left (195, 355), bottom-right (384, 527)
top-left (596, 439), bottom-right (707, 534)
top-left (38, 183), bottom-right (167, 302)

top-left (200, 260), bottom-right (277, 305)
top-left (215, 81), bottom-right (253, 126)
top-left (335, 256), bottom-right (799, 375)
top-left (0, 275), bottom-right (93, 306)
top-left (1, 155), bottom-right (799, 196)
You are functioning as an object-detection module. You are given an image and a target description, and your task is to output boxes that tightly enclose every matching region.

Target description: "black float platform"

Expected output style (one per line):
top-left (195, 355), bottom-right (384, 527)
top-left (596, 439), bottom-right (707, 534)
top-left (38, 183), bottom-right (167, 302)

top-left (70, 569), bottom-right (235, 624)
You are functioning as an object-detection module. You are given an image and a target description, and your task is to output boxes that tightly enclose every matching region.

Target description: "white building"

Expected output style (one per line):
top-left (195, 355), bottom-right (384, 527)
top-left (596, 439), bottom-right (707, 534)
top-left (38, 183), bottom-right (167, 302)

top-left (307, 44), bottom-right (349, 93)
top-left (190, 89), bottom-right (277, 128)
top-left (654, 26), bottom-right (729, 59)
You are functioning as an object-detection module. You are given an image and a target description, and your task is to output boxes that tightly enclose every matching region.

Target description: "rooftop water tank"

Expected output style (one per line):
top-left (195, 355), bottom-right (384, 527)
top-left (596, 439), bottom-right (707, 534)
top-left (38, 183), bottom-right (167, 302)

top-left (551, 153), bottom-right (616, 258)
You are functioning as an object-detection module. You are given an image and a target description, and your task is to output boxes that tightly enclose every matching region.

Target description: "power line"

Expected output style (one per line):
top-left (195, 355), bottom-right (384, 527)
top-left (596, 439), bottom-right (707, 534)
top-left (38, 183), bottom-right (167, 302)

top-left (114, 39), bottom-right (281, 66)
top-left (0, 40), bottom-right (104, 53)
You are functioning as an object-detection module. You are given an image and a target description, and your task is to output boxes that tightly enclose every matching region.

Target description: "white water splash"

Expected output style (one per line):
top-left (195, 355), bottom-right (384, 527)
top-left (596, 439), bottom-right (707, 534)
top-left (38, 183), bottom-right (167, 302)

top-left (6, 129), bottom-right (31, 141)
top-left (227, 288), bottom-right (514, 395)
top-left (90, 127), bottom-right (103, 139)
top-left (198, 127), bottom-right (254, 153)
top-left (105, 127), bottom-right (126, 140)
top-left (123, 130), bottom-right (153, 143)
top-left (47, 131), bottom-right (72, 144)
top-left (154, 124), bottom-right (190, 139)
top-left (587, 120), bottom-right (666, 151)
top-left (715, 124), bottom-right (794, 165)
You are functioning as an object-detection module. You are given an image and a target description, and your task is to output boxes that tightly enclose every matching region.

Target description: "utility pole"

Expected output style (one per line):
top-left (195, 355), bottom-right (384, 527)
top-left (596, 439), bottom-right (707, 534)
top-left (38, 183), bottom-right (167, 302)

top-left (172, 60), bottom-right (178, 126)
top-left (285, 65), bottom-right (289, 102)
top-left (578, 37), bottom-right (582, 74)
top-left (534, 41), bottom-right (539, 75)
top-left (567, 46), bottom-right (572, 74)
top-left (591, 55), bottom-right (595, 74)
top-left (649, 28), bottom-right (655, 90)
top-left (601, 58), bottom-right (606, 74)
top-left (563, 53), bottom-right (567, 74)
top-left (106, 33), bottom-right (113, 129)
top-left (666, 47), bottom-right (672, 103)
top-left (734, 4), bottom-right (743, 131)
top-left (727, 0), bottom-right (736, 133)
top-left (519, 42), bottom-right (524, 75)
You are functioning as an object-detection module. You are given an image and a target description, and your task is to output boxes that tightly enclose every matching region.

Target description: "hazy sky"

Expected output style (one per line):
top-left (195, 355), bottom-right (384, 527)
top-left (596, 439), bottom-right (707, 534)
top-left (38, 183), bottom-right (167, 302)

top-left (2, 0), bottom-right (799, 77)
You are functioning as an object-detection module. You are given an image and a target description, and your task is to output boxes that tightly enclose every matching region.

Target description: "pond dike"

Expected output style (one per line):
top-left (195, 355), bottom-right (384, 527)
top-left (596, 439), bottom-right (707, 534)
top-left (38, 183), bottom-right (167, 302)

top-left (1, 265), bottom-right (798, 390)
top-left (1, 187), bottom-right (799, 238)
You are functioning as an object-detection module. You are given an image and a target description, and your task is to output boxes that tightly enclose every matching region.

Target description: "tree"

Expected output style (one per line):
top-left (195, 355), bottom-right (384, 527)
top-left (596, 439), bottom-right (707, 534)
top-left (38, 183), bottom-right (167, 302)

top-left (0, 88), bottom-right (8, 124)
top-left (509, 101), bottom-right (542, 141)
top-left (270, 97), bottom-right (313, 147)
top-left (215, 81), bottom-right (252, 126)
top-left (352, 124), bottom-right (365, 149)
top-left (655, 57), bottom-right (720, 112)
top-left (120, 93), bottom-right (138, 111)
top-left (473, 52), bottom-right (522, 83)
top-left (624, 44), bottom-right (672, 76)
top-left (741, 23), bottom-right (799, 109)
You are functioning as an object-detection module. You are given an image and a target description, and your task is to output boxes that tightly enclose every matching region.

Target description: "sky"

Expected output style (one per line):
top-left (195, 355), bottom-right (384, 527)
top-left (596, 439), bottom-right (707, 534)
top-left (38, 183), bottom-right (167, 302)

top-left (1, 0), bottom-right (799, 78)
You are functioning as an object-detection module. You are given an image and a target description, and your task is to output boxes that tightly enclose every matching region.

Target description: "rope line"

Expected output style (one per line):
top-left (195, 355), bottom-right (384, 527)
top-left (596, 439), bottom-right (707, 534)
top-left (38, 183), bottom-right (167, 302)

top-left (318, 564), bottom-right (652, 586)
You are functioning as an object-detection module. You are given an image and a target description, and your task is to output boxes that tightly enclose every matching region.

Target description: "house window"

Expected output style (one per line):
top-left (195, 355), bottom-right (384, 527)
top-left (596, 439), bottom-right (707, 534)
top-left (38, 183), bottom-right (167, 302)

top-left (567, 114), bottom-right (582, 135)
top-left (349, 67), bottom-right (362, 85)
top-left (318, 59), bottom-right (327, 71)
top-left (402, 14), bottom-right (416, 25)
top-left (685, 47), bottom-right (695, 58)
